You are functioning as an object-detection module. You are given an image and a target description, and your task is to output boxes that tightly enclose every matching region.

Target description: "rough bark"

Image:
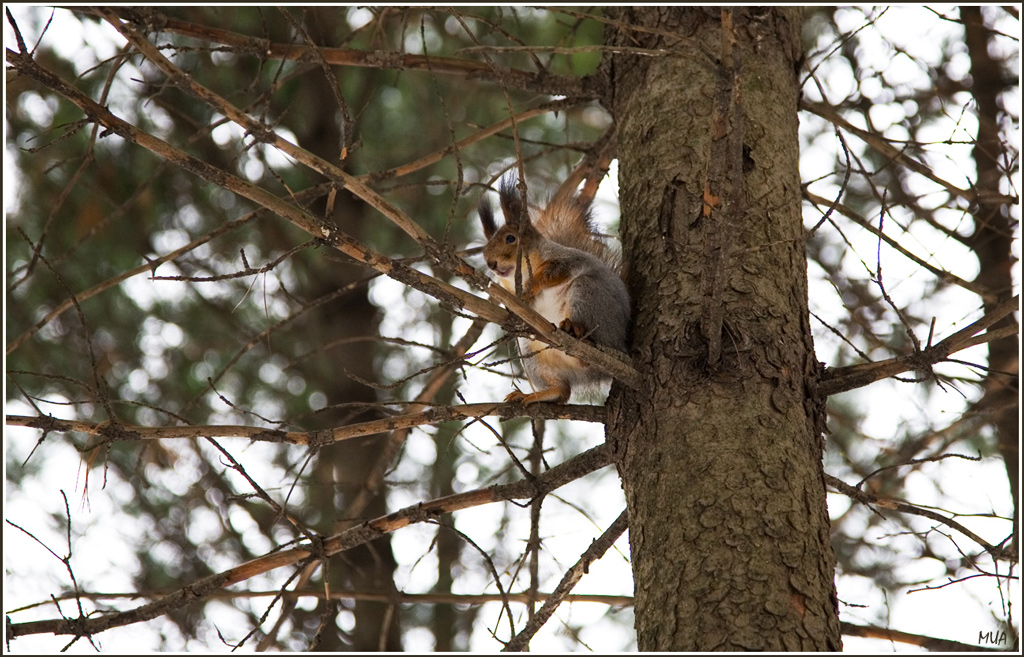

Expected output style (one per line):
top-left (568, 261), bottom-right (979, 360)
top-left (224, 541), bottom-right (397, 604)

top-left (605, 7), bottom-right (842, 650)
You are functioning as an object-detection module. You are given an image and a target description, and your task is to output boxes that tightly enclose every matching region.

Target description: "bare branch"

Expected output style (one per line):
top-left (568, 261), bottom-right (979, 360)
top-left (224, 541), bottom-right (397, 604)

top-left (370, 99), bottom-right (583, 183)
top-left (839, 621), bottom-right (1007, 652)
top-left (19, 588), bottom-right (635, 610)
top-left (824, 473), bottom-right (1009, 559)
top-left (6, 30), bottom-right (642, 390)
top-left (7, 443), bottom-right (613, 639)
top-left (803, 99), bottom-right (1018, 207)
top-left (4, 41), bottom-right (511, 320)
top-left (818, 295), bottom-right (1019, 396)
top-left (503, 508), bottom-right (629, 651)
top-left (72, 6), bottom-right (598, 98)
top-left (7, 402), bottom-right (607, 447)
top-left (341, 318), bottom-right (489, 521)
top-left (804, 190), bottom-right (995, 302)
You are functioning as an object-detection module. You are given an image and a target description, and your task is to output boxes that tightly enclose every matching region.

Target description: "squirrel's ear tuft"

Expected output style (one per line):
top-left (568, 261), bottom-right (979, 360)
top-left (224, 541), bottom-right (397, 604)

top-left (478, 196), bottom-right (497, 238)
top-left (498, 174), bottom-right (528, 229)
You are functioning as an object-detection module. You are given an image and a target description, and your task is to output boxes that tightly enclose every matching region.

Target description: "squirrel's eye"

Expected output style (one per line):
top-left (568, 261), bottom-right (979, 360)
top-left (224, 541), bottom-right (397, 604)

top-left (505, 234), bottom-right (516, 244)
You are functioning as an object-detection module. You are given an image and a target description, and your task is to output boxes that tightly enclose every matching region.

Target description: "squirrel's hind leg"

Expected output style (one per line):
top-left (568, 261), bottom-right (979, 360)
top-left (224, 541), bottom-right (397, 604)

top-left (505, 381), bottom-right (571, 404)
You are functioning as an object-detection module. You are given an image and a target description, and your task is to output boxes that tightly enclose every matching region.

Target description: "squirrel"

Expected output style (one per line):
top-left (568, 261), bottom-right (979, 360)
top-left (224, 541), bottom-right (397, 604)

top-left (478, 174), bottom-right (631, 404)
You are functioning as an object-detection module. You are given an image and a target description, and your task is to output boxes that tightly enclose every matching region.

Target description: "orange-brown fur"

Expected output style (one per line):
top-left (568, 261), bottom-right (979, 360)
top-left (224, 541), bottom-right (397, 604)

top-left (479, 176), bottom-right (630, 404)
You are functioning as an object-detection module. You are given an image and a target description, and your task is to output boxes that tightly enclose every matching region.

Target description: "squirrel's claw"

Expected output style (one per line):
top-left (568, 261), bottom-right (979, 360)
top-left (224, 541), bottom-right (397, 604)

top-left (504, 387), bottom-right (527, 403)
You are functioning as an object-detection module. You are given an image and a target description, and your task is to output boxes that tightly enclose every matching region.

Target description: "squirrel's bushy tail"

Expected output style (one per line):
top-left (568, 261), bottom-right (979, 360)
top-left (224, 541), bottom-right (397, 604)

top-left (499, 173), bottom-right (621, 274)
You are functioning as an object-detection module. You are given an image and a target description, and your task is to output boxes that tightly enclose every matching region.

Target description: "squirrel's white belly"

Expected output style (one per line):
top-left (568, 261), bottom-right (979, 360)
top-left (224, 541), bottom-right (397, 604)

top-left (530, 281), bottom-right (572, 324)
top-left (502, 277), bottom-right (600, 391)
top-left (522, 281), bottom-right (588, 382)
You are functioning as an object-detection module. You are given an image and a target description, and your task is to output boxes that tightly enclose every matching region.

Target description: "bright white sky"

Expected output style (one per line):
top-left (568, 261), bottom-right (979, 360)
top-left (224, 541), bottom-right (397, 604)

top-left (4, 4), bottom-right (1020, 653)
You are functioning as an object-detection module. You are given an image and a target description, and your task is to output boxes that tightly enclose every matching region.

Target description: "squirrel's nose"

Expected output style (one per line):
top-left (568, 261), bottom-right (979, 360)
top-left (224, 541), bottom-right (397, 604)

top-left (487, 260), bottom-right (498, 271)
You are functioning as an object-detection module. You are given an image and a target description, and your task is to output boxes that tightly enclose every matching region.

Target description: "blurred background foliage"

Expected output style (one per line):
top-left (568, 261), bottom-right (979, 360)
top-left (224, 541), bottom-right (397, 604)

top-left (7, 7), bottom-right (619, 651)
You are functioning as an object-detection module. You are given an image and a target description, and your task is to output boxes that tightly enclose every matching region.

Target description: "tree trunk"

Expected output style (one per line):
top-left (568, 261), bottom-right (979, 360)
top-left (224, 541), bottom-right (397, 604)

top-left (605, 7), bottom-right (842, 650)
top-left (292, 10), bottom-right (401, 649)
top-left (962, 5), bottom-right (1019, 547)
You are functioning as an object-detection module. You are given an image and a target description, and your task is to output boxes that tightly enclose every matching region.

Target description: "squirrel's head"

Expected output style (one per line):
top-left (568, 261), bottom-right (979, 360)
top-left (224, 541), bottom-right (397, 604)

top-left (479, 175), bottom-right (539, 278)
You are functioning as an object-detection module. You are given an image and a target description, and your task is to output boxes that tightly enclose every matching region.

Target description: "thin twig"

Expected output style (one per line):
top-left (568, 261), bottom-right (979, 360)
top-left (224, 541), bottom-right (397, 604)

top-left (7, 402), bottom-right (607, 447)
top-left (825, 473), bottom-right (1007, 559)
top-left (503, 508), bottom-right (629, 652)
top-left (818, 295), bottom-right (1019, 396)
top-left (7, 443), bottom-right (614, 639)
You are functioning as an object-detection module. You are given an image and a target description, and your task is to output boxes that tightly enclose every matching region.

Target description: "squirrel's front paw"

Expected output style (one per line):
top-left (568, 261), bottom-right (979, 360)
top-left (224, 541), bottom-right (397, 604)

top-left (558, 318), bottom-right (588, 340)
